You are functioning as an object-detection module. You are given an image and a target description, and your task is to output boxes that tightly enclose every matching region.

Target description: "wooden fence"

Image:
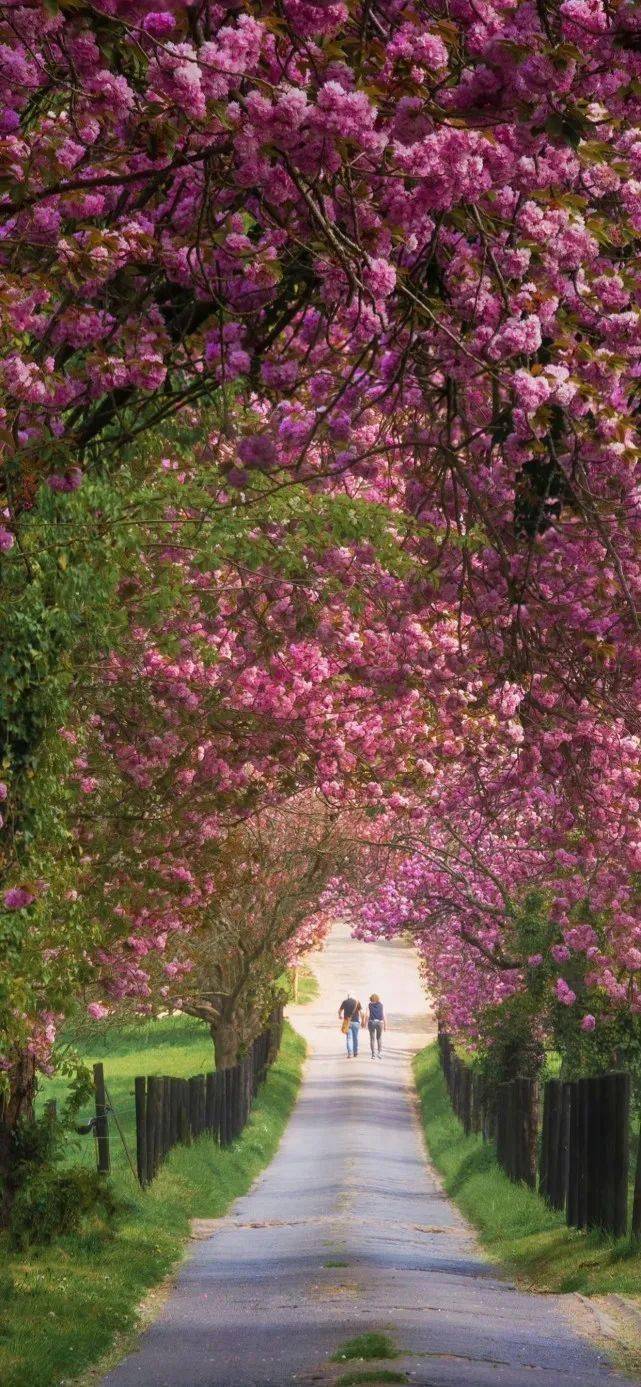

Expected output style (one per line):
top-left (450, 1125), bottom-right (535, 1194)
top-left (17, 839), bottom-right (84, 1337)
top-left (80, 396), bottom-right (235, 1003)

top-left (134, 1005), bottom-right (284, 1188)
top-left (438, 1027), bottom-right (633, 1237)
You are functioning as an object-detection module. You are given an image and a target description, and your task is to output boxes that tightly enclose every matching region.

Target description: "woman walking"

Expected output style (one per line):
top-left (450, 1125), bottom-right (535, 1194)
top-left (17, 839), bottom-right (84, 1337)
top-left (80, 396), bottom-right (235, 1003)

top-left (365, 994), bottom-right (386, 1059)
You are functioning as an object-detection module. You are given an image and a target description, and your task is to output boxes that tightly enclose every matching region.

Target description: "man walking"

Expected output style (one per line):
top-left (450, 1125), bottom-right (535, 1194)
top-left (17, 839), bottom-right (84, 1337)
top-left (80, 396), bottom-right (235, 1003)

top-left (339, 992), bottom-right (363, 1058)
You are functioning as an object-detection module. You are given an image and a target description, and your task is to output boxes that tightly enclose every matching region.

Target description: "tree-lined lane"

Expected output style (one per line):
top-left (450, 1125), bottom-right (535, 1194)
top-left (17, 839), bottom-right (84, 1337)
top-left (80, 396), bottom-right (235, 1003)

top-left (102, 923), bottom-right (624, 1387)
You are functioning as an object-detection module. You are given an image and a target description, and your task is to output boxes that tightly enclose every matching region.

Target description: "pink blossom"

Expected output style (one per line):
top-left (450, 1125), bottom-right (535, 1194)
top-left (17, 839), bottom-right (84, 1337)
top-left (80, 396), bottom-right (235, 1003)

top-left (555, 978), bottom-right (576, 1007)
top-left (87, 1002), bottom-right (109, 1021)
top-left (3, 887), bottom-right (35, 909)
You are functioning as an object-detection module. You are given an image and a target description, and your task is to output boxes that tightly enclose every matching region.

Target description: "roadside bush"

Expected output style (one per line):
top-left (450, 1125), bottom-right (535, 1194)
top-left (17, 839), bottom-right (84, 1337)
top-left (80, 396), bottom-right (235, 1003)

top-left (10, 1167), bottom-right (122, 1249)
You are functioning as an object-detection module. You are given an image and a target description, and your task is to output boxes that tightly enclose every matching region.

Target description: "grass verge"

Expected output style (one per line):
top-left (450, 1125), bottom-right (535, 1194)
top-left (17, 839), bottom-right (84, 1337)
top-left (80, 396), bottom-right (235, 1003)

top-left (336, 1373), bottom-right (407, 1387)
top-left (333, 1333), bottom-right (399, 1362)
top-left (413, 1042), bottom-right (641, 1298)
top-left (0, 1018), bottom-right (305, 1387)
top-left (281, 964), bottom-right (319, 1006)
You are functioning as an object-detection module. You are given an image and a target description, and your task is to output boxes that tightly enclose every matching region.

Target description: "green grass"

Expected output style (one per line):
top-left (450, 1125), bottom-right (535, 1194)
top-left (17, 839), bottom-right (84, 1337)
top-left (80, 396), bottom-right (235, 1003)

top-left (332, 1333), bottom-right (400, 1362)
top-left (0, 1018), bottom-right (305, 1387)
top-left (414, 1043), bottom-right (641, 1298)
top-left (281, 964), bottom-right (319, 1005)
top-left (336, 1372), bottom-right (407, 1386)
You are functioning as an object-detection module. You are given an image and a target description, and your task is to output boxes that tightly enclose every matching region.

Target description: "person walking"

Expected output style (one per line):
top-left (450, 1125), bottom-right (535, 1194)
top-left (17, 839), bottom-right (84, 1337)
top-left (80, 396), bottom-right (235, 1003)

top-left (365, 994), bottom-right (386, 1059)
top-left (339, 992), bottom-right (363, 1058)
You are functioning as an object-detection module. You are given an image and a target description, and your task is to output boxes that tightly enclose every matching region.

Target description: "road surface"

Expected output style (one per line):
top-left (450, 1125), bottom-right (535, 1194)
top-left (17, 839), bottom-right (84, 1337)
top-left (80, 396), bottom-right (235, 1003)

top-left (102, 921), bottom-right (624, 1387)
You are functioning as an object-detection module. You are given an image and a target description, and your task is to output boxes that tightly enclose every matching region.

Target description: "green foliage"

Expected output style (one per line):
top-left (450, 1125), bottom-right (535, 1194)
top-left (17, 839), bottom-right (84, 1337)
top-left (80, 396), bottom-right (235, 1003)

top-left (0, 474), bottom-right (138, 1061)
top-left (479, 991), bottom-right (546, 1081)
top-left (478, 891), bottom-right (641, 1084)
top-left (10, 1109), bottom-right (61, 1184)
top-left (10, 1167), bottom-right (122, 1249)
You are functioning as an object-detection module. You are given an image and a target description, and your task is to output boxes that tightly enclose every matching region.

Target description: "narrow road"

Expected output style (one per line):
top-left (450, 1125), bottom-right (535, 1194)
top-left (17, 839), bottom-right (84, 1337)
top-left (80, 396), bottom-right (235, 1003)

top-left (103, 923), bottom-right (624, 1387)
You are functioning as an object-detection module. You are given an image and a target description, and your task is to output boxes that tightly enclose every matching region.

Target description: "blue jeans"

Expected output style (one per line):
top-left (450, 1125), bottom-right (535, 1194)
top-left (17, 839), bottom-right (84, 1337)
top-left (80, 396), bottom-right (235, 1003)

top-left (346, 1021), bottom-right (360, 1056)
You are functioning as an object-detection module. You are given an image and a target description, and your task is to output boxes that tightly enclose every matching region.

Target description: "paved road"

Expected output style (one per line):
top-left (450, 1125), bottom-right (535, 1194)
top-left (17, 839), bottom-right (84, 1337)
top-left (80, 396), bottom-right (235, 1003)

top-left (103, 922), bottom-right (625, 1387)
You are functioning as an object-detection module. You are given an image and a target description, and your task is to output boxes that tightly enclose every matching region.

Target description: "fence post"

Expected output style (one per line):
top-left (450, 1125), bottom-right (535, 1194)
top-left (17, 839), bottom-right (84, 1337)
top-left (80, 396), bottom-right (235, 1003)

top-left (527, 1079), bottom-right (538, 1189)
top-left (232, 1065), bottom-right (242, 1139)
top-left (612, 1071), bottom-right (630, 1239)
top-left (93, 1062), bottom-right (111, 1175)
top-left (199, 1074), bottom-right (207, 1135)
top-left (557, 1081), bottom-right (571, 1213)
top-left (577, 1078), bottom-right (589, 1230)
top-left (170, 1078), bottom-right (179, 1147)
top-left (566, 1081), bottom-right (578, 1226)
top-left (507, 1082), bottom-right (517, 1180)
top-left (543, 1081), bottom-right (559, 1207)
top-left (212, 1070), bottom-right (223, 1143)
top-left (162, 1077), bottom-right (172, 1160)
top-left (206, 1072), bottom-right (215, 1133)
top-left (188, 1077), bottom-right (200, 1138)
top-left (135, 1076), bottom-right (147, 1188)
top-left (222, 1068), bottom-right (232, 1146)
top-left (632, 1103), bottom-right (641, 1241)
top-left (145, 1076), bottom-right (158, 1183)
top-left (539, 1081), bottom-right (551, 1200)
top-left (178, 1079), bottom-right (190, 1145)
top-left (586, 1076), bottom-right (601, 1230)
top-left (496, 1083), bottom-right (506, 1174)
top-left (462, 1067), bottom-right (472, 1135)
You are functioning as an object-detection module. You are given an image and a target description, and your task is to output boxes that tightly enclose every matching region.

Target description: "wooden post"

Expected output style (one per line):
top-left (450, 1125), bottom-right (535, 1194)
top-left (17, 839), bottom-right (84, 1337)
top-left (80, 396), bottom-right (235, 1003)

top-left (599, 1074), bottom-right (614, 1233)
top-left (463, 1068), bottom-right (472, 1135)
top-left (632, 1104), bottom-right (641, 1241)
top-left (93, 1062), bottom-right (110, 1175)
top-left (566, 1081), bottom-right (578, 1227)
top-left (577, 1078), bottom-right (589, 1230)
top-left (292, 967), bottom-right (299, 1003)
top-left (170, 1078), bottom-right (179, 1147)
top-left (188, 1077), bottom-right (200, 1138)
top-left (585, 1076), bottom-right (601, 1230)
top-left (539, 1081), bottom-right (551, 1200)
top-left (162, 1078), bottom-right (172, 1159)
top-left (145, 1076), bottom-right (158, 1183)
top-left (226, 1066), bottom-right (234, 1144)
top-left (212, 1071), bottom-right (222, 1143)
top-left (233, 1064), bottom-right (243, 1139)
top-left (612, 1071), bottom-right (630, 1239)
top-left (248, 1053), bottom-right (254, 1115)
top-left (496, 1083), bottom-right (505, 1173)
top-left (153, 1076), bottom-right (164, 1176)
top-left (219, 1069), bottom-right (229, 1146)
top-left (507, 1082), bottom-right (516, 1181)
top-left (543, 1081), bottom-right (559, 1206)
top-left (206, 1072), bottom-right (215, 1133)
top-left (156, 1078), bottom-right (165, 1166)
top-left (145, 1076), bottom-right (155, 1183)
top-left (557, 1081), bottom-right (571, 1213)
top-left (178, 1079), bottom-right (190, 1145)
top-left (135, 1077), bottom-right (147, 1188)
top-left (198, 1074), bottom-right (206, 1135)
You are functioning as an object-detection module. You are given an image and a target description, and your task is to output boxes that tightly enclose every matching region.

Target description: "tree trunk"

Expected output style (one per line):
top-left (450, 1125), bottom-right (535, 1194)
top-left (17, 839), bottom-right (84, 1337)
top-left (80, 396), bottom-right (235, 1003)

top-left (0, 1049), bottom-right (37, 1227)
top-left (211, 1019), bottom-right (240, 1070)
